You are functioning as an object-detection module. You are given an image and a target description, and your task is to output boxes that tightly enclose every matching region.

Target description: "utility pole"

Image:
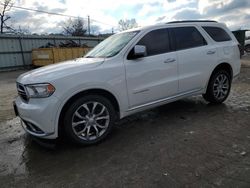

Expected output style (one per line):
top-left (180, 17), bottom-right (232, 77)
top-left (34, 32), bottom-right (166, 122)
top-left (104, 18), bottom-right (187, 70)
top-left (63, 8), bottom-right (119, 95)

top-left (87, 15), bottom-right (90, 36)
top-left (112, 27), bottom-right (114, 34)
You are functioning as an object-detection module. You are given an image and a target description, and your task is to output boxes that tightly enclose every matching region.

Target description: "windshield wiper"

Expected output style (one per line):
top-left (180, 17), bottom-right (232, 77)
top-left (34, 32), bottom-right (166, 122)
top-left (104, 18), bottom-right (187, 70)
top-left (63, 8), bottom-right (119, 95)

top-left (85, 56), bottom-right (94, 58)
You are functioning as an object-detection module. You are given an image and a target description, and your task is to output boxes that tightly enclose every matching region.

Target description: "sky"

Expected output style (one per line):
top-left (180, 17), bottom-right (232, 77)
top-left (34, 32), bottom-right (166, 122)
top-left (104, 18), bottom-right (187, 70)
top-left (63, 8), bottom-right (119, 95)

top-left (2, 0), bottom-right (250, 34)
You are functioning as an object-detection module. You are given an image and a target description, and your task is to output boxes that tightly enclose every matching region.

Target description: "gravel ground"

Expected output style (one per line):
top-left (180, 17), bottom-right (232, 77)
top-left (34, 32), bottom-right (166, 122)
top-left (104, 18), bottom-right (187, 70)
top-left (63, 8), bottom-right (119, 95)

top-left (0, 56), bottom-right (250, 187)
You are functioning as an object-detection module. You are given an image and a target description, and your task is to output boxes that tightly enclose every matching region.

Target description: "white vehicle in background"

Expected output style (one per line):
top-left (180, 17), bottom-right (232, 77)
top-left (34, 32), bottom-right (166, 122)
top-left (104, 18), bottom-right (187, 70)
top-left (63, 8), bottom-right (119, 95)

top-left (14, 20), bottom-right (241, 145)
top-left (245, 39), bottom-right (250, 53)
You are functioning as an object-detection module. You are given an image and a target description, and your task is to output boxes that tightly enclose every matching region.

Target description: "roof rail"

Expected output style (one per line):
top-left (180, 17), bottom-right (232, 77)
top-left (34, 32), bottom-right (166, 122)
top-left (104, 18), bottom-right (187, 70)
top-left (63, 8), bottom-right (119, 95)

top-left (167, 20), bottom-right (217, 24)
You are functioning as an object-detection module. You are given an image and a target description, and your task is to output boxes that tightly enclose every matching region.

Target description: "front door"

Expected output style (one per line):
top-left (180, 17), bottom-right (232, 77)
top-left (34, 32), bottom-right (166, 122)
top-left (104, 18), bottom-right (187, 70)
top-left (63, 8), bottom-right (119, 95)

top-left (124, 28), bottom-right (178, 108)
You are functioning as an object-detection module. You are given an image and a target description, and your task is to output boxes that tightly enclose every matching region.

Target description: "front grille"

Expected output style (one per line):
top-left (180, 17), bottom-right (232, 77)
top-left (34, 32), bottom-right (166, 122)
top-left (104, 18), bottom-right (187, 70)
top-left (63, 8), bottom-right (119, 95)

top-left (17, 83), bottom-right (29, 102)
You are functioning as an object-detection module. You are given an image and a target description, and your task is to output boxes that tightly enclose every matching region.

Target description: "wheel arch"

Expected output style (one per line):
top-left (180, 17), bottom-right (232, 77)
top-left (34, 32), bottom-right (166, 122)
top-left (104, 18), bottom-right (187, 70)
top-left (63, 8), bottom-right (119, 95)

top-left (204, 62), bottom-right (233, 93)
top-left (211, 62), bottom-right (233, 80)
top-left (57, 88), bottom-right (120, 136)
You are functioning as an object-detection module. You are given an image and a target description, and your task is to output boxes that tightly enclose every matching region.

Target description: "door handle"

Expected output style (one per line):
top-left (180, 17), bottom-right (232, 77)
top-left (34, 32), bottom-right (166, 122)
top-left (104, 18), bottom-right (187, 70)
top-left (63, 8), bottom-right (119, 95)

top-left (164, 58), bottom-right (176, 63)
top-left (207, 50), bottom-right (216, 55)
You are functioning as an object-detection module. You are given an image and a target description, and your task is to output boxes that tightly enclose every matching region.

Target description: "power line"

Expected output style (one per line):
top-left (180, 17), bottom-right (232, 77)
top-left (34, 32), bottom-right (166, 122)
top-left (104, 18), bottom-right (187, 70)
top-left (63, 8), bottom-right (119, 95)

top-left (90, 18), bottom-right (116, 27)
top-left (0, 3), bottom-right (116, 27)
top-left (12, 5), bottom-right (80, 19)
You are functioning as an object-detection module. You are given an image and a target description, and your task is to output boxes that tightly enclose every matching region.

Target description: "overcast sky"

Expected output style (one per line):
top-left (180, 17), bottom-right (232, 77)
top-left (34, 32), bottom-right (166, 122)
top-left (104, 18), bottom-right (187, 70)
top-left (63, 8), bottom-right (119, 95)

top-left (4, 0), bottom-right (250, 34)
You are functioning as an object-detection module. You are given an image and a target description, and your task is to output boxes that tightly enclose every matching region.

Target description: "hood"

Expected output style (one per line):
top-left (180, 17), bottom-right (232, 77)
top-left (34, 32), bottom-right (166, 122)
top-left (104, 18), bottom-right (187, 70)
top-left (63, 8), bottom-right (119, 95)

top-left (17, 57), bottom-right (105, 84)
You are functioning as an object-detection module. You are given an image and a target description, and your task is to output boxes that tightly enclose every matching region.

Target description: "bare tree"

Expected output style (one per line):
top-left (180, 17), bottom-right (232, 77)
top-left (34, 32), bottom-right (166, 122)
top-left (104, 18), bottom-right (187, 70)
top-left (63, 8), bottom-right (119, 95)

top-left (14, 26), bottom-right (31, 35)
top-left (118, 19), bottom-right (138, 31)
top-left (63, 18), bottom-right (87, 36)
top-left (0, 0), bottom-right (14, 34)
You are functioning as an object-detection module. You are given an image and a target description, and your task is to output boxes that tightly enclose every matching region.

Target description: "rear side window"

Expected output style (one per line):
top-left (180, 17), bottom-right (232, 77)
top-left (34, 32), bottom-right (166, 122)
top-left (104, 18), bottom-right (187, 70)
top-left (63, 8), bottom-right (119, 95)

top-left (203, 26), bottom-right (232, 42)
top-left (136, 28), bottom-right (170, 56)
top-left (170, 27), bottom-right (207, 50)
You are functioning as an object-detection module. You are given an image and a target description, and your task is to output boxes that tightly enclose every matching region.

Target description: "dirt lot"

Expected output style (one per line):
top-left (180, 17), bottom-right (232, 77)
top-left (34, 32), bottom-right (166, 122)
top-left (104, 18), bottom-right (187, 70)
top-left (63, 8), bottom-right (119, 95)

top-left (0, 57), bottom-right (250, 187)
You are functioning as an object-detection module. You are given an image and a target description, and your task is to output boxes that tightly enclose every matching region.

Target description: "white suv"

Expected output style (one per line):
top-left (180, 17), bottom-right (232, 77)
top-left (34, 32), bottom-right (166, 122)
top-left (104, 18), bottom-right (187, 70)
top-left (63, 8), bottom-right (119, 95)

top-left (14, 20), bottom-right (241, 145)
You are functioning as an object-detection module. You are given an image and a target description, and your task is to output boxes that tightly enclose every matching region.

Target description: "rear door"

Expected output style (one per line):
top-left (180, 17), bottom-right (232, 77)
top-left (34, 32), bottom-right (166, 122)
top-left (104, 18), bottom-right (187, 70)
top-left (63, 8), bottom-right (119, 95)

top-left (124, 28), bottom-right (178, 108)
top-left (169, 26), bottom-right (218, 93)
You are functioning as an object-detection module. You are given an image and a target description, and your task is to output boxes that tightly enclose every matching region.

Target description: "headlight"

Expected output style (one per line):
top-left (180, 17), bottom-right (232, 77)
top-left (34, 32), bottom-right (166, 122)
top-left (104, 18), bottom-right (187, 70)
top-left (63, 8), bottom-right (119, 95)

top-left (25, 83), bottom-right (55, 98)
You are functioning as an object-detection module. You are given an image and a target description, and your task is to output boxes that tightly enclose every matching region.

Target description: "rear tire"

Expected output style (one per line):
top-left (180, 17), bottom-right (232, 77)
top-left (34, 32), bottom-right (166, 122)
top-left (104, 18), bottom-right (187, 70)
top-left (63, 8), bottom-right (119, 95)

top-left (63, 95), bottom-right (116, 145)
top-left (203, 70), bottom-right (231, 104)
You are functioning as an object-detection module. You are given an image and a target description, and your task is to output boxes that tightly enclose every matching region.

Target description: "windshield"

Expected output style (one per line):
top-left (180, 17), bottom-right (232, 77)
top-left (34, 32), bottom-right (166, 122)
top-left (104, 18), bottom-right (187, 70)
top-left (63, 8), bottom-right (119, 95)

top-left (85, 31), bottom-right (139, 58)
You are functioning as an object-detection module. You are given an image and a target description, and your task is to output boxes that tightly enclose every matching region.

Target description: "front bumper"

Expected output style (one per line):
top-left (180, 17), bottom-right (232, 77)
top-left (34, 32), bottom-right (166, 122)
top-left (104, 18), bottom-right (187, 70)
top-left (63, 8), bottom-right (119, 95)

top-left (20, 119), bottom-right (54, 137)
top-left (14, 95), bottom-right (60, 139)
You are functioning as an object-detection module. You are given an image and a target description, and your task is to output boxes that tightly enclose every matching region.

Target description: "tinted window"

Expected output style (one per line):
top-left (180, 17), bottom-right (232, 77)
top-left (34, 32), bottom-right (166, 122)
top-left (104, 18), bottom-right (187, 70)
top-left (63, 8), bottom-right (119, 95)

top-left (137, 28), bottom-right (170, 56)
top-left (203, 26), bottom-right (231, 42)
top-left (171, 27), bottom-right (207, 50)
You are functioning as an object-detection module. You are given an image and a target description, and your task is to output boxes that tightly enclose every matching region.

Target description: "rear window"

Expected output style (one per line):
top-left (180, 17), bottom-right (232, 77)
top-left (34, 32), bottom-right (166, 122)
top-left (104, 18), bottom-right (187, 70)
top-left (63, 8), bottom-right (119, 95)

top-left (170, 27), bottom-right (207, 51)
top-left (203, 26), bottom-right (232, 42)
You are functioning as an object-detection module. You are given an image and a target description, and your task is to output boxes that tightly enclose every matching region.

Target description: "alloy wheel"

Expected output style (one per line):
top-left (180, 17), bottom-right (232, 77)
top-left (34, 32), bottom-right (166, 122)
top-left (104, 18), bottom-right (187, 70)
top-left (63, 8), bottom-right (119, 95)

top-left (71, 101), bottom-right (110, 141)
top-left (213, 74), bottom-right (229, 100)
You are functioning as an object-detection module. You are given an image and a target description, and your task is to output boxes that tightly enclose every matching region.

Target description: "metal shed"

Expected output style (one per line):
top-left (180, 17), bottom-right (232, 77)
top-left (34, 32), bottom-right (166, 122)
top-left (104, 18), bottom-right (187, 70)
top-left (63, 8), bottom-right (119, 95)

top-left (0, 34), bottom-right (104, 71)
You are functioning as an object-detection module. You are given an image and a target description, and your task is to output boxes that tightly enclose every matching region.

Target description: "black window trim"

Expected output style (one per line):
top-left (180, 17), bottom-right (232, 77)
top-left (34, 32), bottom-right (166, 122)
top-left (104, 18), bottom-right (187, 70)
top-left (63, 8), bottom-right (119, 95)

top-left (169, 28), bottom-right (177, 51)
top-left (126, 26), bottom-right (208, 60)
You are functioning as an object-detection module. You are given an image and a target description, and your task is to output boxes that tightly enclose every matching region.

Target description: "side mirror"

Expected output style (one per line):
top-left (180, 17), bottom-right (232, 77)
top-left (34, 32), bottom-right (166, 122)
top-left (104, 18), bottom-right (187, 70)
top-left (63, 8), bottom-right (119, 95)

top-left (134, 45), bottom-right (147, 58)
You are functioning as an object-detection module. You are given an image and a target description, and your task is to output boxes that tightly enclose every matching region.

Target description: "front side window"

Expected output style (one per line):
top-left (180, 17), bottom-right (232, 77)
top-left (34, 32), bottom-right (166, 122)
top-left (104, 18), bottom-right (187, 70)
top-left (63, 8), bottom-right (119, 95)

top-left (202, 26), bottom-right (232, 42)
top-left (136, 28), bottom-right (171, 56)
top-left (85, 31), bottom-right (139, 58)
top-left (171, 27), bottom-right (207, 50)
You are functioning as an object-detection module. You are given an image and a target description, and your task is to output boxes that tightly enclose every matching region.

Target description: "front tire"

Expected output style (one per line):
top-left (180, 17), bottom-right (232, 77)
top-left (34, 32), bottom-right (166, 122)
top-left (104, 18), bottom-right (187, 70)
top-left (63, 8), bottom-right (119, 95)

top-left (63, 95), bottom-right (116, 145)
top-left (203, 70), bottom-right (231, 104)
